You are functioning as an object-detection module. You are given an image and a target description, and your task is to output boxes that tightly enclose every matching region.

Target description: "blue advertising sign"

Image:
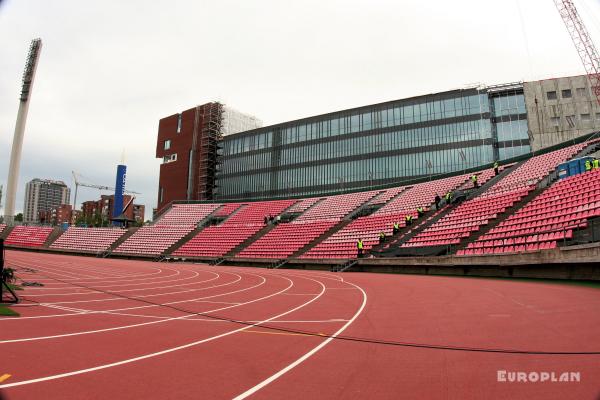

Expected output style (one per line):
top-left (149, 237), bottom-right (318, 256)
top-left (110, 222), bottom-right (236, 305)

top-left (113, 164), bottom-right (127, 224)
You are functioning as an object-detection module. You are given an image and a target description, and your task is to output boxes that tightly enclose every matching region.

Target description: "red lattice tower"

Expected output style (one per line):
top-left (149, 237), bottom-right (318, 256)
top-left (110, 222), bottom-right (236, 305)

top-left (554, 0), bottom-right (600, 105)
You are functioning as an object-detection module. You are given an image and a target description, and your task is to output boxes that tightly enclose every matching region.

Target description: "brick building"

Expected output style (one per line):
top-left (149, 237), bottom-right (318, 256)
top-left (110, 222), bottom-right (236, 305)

top-left (155, 102), bottom-right (261, 213)
top-left (49, 204), bottom-right (73, 225)
top-left (80, 195), bottom-right (144, 224)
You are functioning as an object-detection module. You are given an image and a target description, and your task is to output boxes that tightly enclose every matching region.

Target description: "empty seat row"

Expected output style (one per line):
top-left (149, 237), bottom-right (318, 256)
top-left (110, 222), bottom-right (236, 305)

top-left (51, 227), bottom-right (126, 252)
top-left (173, 200), bottom-right (297, 258)
top-left (5, 226), bottom-right (54, 247)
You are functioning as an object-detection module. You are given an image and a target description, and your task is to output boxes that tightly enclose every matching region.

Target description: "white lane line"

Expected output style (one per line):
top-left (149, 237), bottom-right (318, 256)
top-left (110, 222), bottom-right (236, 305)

top-left (282, 293), bottom-right (320, 296)
top-left (233, 280), bottom-right (367, 400)
top-left (0, 273), bottom-right (268, 343)
top-left (17, 268), bottom-right (189, 290)
top-left (10, 260), bottom-right (166, 284)
top-left (1, 272), bottom-right (241, 320)
top-left (44, 305), bottom-right (90, 314)
top-left (9, 271), bottom-right (230, 309)
top-left (0, 273), bottom-right (327, 389)
top-left (9, 260), bottom-right (180, 290)
top-left (24, 270), bottom-right (209, 296)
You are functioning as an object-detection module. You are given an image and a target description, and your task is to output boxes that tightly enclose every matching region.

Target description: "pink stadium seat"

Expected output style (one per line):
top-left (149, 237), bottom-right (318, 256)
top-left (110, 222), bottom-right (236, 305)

top-left (114, 204), bottom-right (221, 256)
top-left (51, 227), bottom-right (127, 252)
top-left (302, 174), bottom-right (470, 259)
top-left (173, 200), bottom-right (297, 258)
top-left (402, 143), bottom-right (588, 250)
top-left (5, 226), bottom-right (53, 247)
top-left (474, 167), bottom-right (600, 254)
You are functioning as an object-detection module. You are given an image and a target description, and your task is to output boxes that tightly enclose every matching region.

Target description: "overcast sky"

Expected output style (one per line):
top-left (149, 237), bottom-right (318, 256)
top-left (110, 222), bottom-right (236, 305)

top-left (1, 0), bottom-right (600, 220)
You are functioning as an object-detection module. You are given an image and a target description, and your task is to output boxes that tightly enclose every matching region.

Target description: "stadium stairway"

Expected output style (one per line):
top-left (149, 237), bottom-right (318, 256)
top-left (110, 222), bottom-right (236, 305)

top-left (43, 227), bottom-right (65, 248)
top-left (163, 225), bottom-right (209, 257)
top-left (221, 222), bottom-right (281, 258)
top-left (369, 207), bottom-right (449, 256)
top-left (0, 226), bottom-right (13, 240)
top-left (162, 205), bottom-right (231, 257)
top-left (106, 227), bottom-right (140, 253)
top-left (279, 198), bottom-right (325, 221)
top-left (288, 219), bottom-right (353, 258)
top-left (370, 162), bottom-right (522, 258)
top-left (463, 162), bottom-right (521, 201)
top-left (455, 140), bottom-right (600, 253)
top-left (345, 191), bottom-right (385, 220)
top-left (453, 184), bottom-right (549, 253)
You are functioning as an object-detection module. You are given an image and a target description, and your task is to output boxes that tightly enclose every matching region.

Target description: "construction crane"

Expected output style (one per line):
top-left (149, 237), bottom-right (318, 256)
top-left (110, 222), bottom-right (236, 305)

top-left (554, 0), bottom-right (600, 105)
top-left (72, 171), bottom-right (140, 210)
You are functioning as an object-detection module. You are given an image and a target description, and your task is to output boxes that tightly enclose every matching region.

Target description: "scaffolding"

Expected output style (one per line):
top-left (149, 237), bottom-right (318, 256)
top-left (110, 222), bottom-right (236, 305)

top-left (195, 102), bottom-right (224, 201)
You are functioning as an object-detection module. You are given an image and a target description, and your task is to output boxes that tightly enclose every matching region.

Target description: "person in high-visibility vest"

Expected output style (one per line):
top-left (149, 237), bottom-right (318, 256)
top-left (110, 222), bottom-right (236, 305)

top-left (494, 161), bottom-right (499, 176)
top-left (392, 222), bottom-right (400, 235)
top-left (471, 174), bottom-right (478, 188)
top-left (445, 190), bottom-right (453, 204)
top-left (378, 232), bottom-right (386, 244)
top-left (593, 158), bottom-right (600, 170)
top-left (585, 159), bottom-right (592, 172)
top-left (357, 238), bottom-right (364, 258)
top-left (416, 206), bottom-right (424, 218)
top-left (405, 214), bottom-right (413, 226)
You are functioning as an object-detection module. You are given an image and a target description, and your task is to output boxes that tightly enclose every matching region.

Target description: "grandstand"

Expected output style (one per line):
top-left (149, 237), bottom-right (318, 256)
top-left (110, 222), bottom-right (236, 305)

top-left (4, 136), bottom-right (600, 279)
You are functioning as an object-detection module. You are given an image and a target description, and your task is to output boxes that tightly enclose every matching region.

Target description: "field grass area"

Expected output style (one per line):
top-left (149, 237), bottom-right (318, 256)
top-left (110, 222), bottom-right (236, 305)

top-left (0, 305), bottom-right (19, 317)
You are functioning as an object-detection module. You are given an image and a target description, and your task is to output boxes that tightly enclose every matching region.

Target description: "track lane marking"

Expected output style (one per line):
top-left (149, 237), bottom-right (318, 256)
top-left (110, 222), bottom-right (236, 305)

top-left (2, 272), bottom-right (241, 319)
top-left (0, 273), bottom-right (267, 343)
top-left (0, 272), bottom-right (328, 388)
top-left (233, 279), bottom-right (367, 400)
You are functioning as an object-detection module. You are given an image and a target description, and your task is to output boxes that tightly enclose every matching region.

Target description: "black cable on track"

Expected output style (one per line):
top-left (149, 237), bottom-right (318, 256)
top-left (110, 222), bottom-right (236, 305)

top-left (12, 265), bottom-right (600, 356)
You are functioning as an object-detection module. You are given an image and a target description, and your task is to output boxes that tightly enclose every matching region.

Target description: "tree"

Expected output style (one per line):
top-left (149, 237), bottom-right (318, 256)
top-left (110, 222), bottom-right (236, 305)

top-left (14, 213), bottom-right (23, 222)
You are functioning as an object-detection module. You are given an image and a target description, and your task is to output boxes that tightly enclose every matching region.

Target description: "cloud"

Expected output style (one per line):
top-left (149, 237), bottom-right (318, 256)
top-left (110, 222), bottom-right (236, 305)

top-left (0, 0), bottom-right (597, 220)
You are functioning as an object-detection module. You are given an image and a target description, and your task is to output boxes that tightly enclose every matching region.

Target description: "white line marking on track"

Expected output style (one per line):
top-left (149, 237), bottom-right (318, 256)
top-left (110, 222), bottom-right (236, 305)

top-left (233, 280), bottom-right (367, 400)
top-left (2, 272), bottom-right (240, 319)
top-left (0, 272), bottom-right (329, 388)
top-left (0, 273), bottom-right (267, 343)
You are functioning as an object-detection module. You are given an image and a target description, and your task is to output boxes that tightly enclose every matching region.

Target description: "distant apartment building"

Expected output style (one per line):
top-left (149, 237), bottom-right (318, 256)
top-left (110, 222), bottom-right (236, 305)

top-left (23, 179), bottom-right (70, 223)
top-left (81, 194), bottom-right (144, 224)
top-left (49, 204), bottom-right (73, 225)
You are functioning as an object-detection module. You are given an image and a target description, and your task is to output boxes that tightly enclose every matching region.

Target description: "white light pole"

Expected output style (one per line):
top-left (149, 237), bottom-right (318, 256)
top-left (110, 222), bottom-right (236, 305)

top-left (5, 39), bottom-right (42, 224)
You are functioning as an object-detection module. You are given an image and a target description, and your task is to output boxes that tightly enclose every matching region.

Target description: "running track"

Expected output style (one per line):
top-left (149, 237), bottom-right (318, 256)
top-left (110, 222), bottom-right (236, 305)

top-left (1, 251), bottom-right (599, 399)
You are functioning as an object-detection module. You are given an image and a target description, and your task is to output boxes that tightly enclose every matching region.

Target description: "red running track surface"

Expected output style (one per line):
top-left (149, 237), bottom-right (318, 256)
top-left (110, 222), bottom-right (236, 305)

top-left (1, 250), bottom-right (599, 399)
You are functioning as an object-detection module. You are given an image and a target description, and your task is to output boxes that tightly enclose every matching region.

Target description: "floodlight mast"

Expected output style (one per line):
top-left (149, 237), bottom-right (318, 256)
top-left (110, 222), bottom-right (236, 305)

top-left (554, 0), bottom-right (600, 105)
top-left (4, 39), bottom-right (43, 224)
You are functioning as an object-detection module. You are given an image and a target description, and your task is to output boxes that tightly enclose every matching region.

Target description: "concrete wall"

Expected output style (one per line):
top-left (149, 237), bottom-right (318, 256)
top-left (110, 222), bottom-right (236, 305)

top-left (524, 75), bottom-right (600, 151)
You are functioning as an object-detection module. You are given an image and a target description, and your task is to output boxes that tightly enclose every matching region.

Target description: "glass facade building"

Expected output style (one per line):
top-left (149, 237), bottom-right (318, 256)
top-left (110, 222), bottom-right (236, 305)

top-left (216, 84), bottom-right (530, 200)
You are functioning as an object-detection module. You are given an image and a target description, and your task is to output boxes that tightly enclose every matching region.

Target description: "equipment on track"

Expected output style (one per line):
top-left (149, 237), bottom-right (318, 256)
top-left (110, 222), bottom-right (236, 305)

top-left (0, 239), bottom-right (19, 304)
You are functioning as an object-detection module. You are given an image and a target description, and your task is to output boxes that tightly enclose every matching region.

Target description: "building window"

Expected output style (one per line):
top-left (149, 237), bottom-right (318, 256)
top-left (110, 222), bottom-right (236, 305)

top-left (596, 112), bottom-right (600, 120)
top-left (565, 114), bottom-right (576, 128)
top-left (576, 87), bottom-right (587, 97)
top-left (561, 89), bottom-right (572, 99)
top-left (164, 139), bottom-right (171, 150)
top-left (550, 116), bottom-right (560, 126)
top-left (163, 153), bottom-right (177, 163)
top-left (177, 114), bottom-right (182, 133)
top-left (581, 113), bottom-right (591, 122)
top-left (160, 187), bottom-right (164, 203)
top-left (547, 91), bottom-right (557, 100)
